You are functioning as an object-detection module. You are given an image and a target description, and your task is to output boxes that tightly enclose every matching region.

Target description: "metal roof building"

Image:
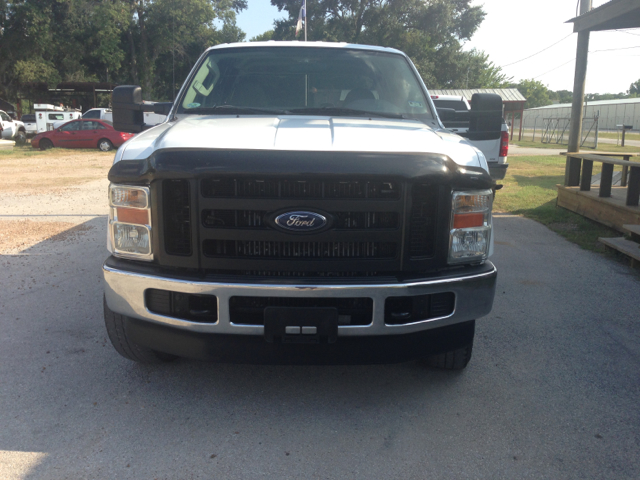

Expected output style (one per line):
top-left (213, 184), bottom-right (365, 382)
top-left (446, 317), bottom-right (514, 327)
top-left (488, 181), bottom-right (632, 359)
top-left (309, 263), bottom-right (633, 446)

top-left (429, 88), bottom-right (527, 139)
top-left (522, 97), bottom-right (640, 132)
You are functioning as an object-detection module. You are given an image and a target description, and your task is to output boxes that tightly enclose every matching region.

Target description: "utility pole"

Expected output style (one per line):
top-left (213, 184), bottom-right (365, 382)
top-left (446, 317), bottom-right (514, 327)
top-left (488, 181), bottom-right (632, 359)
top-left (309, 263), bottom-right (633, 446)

top-left (565, 0), bottom-right (592, 186)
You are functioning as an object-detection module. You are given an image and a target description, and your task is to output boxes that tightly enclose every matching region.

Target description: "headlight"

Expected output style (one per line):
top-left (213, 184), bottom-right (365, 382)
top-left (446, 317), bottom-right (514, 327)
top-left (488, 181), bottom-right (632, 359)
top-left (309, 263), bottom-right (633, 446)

top-left (448, 190), bottom-right (492, 264)
top-left (108, 184), bottom-right (153, 261)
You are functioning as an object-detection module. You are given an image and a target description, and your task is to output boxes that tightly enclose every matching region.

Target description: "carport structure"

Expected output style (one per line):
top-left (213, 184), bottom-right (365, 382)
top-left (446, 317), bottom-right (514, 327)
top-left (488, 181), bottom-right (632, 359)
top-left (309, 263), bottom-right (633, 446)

top-left (558, 0), bottom-right (640, 253)
top-left (430, 88), bottom-right (526, 140)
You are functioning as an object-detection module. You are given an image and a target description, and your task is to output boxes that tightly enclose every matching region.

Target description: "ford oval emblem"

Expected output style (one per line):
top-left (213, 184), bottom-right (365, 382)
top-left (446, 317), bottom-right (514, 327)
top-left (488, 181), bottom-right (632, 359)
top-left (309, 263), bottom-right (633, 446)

top-left (275, 211), bottom-right (327, 232)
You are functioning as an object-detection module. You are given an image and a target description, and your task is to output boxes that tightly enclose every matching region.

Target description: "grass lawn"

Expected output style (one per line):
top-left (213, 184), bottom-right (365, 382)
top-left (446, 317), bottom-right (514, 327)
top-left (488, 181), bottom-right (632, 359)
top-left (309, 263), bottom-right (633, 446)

top-left (510, 140), bottom-right (640, 154)
top-left (493, 155), bottom-right (621, 252)
top-left (598, 131), bottom-right (640, 142)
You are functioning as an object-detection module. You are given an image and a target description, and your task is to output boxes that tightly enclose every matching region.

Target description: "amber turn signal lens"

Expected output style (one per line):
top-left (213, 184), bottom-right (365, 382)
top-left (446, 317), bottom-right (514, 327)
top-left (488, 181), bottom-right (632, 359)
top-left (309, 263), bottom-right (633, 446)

top-left (117, 207), bottom-right (149, 225)
top-left (453, 213), bottom-right (484, 229)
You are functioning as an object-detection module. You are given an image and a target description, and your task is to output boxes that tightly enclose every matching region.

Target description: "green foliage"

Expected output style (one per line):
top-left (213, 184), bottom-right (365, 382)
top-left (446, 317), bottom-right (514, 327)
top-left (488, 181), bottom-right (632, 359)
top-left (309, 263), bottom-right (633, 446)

top-left (585, 92), bottom-right (630, 101)
top-left (630, 79), bottom-right (640, 96)
top-left (512, 79), bottom-right (551, 109)
top-left (13, 59), bottom-right (61, 86)
top-left (0, 0), bottom-right (247, 102)
top-left (267, 0), bottom-right (503, 89)
top-left (550, 89), bottom-right (572, 104)
top-left (250, 30), bottom-right (274, 42)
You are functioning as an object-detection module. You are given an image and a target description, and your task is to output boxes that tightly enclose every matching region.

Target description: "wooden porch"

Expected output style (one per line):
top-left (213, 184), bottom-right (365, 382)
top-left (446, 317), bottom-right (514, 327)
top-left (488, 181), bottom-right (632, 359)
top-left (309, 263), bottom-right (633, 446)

top-left (557, 185), bottom-right (640, 232)
top-left (558, 152), bottom-right (640, 232)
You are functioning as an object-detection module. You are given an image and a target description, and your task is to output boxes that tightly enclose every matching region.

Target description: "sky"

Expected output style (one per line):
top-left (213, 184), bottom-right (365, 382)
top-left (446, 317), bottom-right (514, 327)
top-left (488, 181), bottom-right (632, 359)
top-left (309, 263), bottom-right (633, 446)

top-left (235, 0), bottom-right (640, 95)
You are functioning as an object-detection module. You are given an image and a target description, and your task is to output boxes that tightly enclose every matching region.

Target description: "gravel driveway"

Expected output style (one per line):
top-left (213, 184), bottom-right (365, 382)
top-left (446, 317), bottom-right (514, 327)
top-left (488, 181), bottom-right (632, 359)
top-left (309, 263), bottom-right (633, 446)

top-left (1, 151), bottom-right (639, 479)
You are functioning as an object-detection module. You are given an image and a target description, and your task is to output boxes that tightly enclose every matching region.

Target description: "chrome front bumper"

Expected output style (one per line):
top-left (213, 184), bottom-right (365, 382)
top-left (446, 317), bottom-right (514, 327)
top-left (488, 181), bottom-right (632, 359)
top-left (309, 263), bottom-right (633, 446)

top-left (103, 258), bottom-right (497, 337)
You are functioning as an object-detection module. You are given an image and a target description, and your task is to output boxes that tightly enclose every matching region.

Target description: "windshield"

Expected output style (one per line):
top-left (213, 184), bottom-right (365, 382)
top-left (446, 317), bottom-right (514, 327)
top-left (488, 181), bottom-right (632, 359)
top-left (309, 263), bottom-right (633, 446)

top-left (178, 47), bottom-right (434, 121)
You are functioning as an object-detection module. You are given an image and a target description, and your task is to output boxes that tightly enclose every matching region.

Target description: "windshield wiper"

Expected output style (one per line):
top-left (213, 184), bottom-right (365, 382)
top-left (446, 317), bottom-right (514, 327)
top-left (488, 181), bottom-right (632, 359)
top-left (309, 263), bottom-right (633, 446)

top-left (184, 105), bottom-right (291, 115)
top-left (289, 107), bottom-right (405, 119)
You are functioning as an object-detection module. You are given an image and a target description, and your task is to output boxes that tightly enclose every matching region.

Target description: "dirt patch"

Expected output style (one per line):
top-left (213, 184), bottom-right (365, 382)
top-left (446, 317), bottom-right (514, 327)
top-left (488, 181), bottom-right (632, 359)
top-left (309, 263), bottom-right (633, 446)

top-left (0, 148), bottom-right (113, 195)
top-left (0, 220), bottom-right (94, 254)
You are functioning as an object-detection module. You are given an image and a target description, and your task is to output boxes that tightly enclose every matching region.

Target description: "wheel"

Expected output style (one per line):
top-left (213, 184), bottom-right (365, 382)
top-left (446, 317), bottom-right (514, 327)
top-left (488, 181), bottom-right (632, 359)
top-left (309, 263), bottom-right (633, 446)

top-left (39, 138), bottom-right (53, 150)
top-left (15, 130), bottom-right (27, 146)
top-left (422, 320), bottom-right (475, 370)
top-left (98, 138), bottom-right (114, 152)
top-left (103, 297), bottom-right (177, 363)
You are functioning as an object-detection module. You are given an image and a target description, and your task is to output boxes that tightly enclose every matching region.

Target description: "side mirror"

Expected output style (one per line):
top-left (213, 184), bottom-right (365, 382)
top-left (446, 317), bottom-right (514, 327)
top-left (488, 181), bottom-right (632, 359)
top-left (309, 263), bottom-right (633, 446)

top-left (112, 86), bottom-right (145, 133)
top-left (112, 86), bottom-right (173, 133)
top-left (469, 93), bottom-right (503, 134)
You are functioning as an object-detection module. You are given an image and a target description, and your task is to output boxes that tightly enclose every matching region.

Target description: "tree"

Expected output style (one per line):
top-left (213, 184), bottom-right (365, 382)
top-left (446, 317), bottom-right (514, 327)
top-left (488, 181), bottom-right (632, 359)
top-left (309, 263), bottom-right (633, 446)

top-left (267, 0), bottom-right (500, 89)
top-left (0, 0), bottom-right (247, 103)
top-left (250, 30), bottom-right (274, 42)
top-left (628, 79), bottom-right (640, 96)
top-left (513, 79), bottom-right (551, 109)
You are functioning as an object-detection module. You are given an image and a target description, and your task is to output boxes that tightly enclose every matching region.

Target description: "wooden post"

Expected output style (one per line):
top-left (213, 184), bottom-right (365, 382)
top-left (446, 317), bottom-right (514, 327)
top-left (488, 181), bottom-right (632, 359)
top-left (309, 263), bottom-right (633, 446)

top-left (567, 156), bottom-right (582, 186)
top-left (510, 112), bottom-right (515, 140)
top-left (580, 160), bottom-right (593, 191)
top-left (599, 163), bottom-right (613, 198)
top-left (518, 107), bottom-right (524, 141)
top-left (564, 0), bottom-right (592, 186)
top-left (621, 155), bottom-right (630, 187)
top-left (627, 166), bottom-right (640, 207)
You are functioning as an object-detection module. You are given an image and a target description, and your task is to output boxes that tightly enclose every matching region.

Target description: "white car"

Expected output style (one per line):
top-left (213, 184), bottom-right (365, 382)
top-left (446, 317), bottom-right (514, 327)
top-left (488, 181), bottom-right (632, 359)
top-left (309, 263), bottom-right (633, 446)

top-left (103, 42), bottom-right (500, 369)
top-left (0, 110), bottom-right (27, 145)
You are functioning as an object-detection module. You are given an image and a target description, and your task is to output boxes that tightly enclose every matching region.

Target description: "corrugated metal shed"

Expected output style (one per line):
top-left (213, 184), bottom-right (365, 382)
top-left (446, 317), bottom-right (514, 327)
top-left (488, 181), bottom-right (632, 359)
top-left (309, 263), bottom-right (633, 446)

top-left (429, 88), bottom-right (526, 103)
top-left (526, 97), bottom-right (640, 111)
top-left (522, 97), bottom-right (640, 131)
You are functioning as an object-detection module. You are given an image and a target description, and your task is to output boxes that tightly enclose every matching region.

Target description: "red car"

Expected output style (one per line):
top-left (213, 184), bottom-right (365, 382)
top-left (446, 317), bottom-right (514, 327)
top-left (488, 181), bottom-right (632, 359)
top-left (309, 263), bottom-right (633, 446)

top-left (31, 119), bottom-right (134, 152)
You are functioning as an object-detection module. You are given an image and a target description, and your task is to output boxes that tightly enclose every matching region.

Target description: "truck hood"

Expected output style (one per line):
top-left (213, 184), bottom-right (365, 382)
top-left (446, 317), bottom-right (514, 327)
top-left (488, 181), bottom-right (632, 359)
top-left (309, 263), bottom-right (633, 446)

top-left (116, 115), bottom-right (484, 170)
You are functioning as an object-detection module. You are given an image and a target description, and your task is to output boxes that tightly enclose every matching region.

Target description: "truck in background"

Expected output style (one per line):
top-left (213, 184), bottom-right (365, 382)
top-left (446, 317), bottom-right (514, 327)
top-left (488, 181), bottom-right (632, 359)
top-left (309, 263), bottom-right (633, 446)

top-left (35, 104), bottom-right (82, 132)
top-left (431, 94), bottom-right (509, 180)
top-left (1, 109), bottom-right (27, 145)
top-left (84, 107), bottom-right (166, 127)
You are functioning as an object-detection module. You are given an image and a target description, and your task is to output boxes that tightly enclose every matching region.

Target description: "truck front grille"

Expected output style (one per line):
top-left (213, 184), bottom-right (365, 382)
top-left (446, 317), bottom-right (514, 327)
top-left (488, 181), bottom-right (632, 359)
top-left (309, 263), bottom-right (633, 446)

top-left (163, 180), bottom-right (191, 256)
top-left (159, 176), bottom-right (444, 275)
top-left (201, 210), bottom-right (398, 229)
top-left (201, 178), bottom-right (400, 199)
top-left (203, 240), bottom-right (396, 259)
top-left (409, 185), bottom-right (438, 258)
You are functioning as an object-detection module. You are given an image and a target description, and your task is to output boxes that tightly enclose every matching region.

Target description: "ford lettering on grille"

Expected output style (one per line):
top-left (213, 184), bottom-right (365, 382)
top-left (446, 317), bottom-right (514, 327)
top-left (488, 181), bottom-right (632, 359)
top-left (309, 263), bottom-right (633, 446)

top-left (275, 211), bottom-right (327, 232)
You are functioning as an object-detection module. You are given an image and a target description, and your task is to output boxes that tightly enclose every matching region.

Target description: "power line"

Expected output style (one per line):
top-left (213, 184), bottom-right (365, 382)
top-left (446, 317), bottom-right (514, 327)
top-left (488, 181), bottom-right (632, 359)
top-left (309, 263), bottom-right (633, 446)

top-left (502, 34), bottom-right (573, 68)
top-left (614, 29), bottom-right (640, 37)
top-left (530, 45), bottom-right (640, 79)
top-left (590, 45), bottom-right (640, 53)
top-left (533, 59), bottom-right (575, 79)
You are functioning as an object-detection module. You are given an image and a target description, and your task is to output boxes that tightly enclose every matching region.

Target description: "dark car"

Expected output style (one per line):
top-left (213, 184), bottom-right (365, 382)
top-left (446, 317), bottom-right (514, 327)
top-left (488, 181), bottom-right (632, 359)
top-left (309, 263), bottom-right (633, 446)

top-left (31, 119), bottom-right (134, 151)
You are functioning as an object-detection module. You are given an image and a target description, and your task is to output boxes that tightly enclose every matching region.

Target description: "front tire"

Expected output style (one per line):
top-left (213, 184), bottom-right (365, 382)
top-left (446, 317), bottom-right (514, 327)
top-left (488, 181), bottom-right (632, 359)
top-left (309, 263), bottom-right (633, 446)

top-left (423, 320), bottom-right (475, 370)
top-left (39, 138), bottom-right (53, 150)
top-left (104, 297), bottom-right (177, 363)
top-left (15, 130), bottom-right (27, 146)
top-left (98, 138), bottom-right (114, 152)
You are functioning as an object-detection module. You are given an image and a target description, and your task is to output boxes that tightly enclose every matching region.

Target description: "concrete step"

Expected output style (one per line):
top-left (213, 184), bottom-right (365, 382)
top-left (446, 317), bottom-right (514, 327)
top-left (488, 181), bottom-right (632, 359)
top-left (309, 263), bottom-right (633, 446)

top-left (622, 224), bottom-right (640, 243)
top-left (599, 236), bottom-right (640, 267)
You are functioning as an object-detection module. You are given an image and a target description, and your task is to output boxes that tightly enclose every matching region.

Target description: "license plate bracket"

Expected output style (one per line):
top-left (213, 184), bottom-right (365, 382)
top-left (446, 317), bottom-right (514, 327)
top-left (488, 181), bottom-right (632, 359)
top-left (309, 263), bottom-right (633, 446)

top-left (264, 307), bottom-right (338, 344)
